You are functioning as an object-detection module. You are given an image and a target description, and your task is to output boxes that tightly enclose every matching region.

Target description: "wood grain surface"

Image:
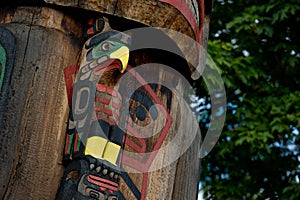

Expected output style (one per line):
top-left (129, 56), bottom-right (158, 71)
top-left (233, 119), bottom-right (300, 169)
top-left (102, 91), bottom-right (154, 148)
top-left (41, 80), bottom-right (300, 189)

top-left (0, 2), bottom-right (210, 199)
top-left (0, 7), bottom-right (82, 199)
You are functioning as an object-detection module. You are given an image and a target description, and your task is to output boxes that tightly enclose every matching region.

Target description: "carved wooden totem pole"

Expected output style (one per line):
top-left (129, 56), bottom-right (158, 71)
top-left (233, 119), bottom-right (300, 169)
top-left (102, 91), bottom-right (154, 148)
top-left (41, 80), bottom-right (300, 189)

top-left (0, 0), bottom-right (212, 199)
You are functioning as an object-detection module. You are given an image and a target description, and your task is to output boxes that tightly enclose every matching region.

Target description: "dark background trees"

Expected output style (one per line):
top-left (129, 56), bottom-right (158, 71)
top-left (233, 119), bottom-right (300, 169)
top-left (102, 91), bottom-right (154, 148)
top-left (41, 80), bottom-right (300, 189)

top-left (198, 0), bottom-right (300, 199)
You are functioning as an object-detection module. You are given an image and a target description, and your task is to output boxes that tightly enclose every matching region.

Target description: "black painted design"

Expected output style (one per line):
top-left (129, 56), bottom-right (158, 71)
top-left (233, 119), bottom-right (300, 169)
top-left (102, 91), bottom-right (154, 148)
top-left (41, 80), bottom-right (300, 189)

top-left (129, 90), bottom-right (158, 122)
top-left (119, 171), bottom-right (141, 200)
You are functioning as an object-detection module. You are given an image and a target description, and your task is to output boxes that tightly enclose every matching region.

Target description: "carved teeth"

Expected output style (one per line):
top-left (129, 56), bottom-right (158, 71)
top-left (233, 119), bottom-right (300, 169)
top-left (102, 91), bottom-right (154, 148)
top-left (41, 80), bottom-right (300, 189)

top-left (96, 166), bottom-right (101, 173)
top-left (114, 174), bottom-right (119, 179)
top-left (109, 172), bottom-right (114, 178)
top-left (90, 164), bottom-right (95, 170)
top-left (102, 169), bottom-right (108, 175)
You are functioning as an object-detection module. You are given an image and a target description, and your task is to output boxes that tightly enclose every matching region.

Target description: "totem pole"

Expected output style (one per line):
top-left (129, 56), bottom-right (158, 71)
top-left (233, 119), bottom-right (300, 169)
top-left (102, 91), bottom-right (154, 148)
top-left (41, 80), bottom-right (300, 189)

top-left (0, 1), bottom-right (213, 199)
top-left (56, 18), bottom-right (131, 199)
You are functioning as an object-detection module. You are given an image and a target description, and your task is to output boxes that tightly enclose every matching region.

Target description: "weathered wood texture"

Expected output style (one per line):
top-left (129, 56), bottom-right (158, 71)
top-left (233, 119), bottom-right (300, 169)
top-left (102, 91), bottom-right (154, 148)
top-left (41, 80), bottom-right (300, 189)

top-left (0, 1), bottom-right (210, 199)
top-left (0, 7), bottom-right (82, 199)
top-left (44, 0), bottom-right (204, 77)
top-left (119, 65), bottom-right (201, 199)
top-left (44, 0), bottom-right (200, 31)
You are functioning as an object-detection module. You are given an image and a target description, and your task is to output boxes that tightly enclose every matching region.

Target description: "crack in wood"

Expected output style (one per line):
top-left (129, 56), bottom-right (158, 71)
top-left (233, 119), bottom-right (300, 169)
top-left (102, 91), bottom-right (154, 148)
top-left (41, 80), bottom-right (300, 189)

top-left (3, 13), bottom-right (36, 199)
top-left (113, 0), bottom-right (118, 15)
top-left (20, 15), bottom-right (34, 68)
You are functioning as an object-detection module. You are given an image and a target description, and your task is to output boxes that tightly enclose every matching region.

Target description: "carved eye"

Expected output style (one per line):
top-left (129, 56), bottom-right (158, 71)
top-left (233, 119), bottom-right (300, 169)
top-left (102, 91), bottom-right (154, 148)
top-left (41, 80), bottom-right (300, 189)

top-left (101, 42), bottom-right (112, 51)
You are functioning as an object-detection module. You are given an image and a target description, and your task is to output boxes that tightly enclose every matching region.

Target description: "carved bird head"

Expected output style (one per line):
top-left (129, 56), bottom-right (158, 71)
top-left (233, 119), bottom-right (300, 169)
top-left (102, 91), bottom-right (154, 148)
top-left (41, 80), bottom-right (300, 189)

top-left (78, 17), bottom-right (131, 86)
top-left (86, 32), bottom-right (130, 74)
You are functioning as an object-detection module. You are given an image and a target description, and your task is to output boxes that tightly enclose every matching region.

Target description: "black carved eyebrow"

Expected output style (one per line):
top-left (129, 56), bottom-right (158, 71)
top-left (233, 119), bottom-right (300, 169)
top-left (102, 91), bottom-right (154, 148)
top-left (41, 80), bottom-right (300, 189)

top-left (85, 31), bottom-right (120, 49)
top-left (85, 31), bottom-right (131, 49)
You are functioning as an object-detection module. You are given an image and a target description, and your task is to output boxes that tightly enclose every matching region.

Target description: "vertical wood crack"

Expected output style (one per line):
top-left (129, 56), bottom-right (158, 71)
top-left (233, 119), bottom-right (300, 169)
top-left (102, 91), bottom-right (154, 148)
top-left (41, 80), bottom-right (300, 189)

top-left (113, 0), bottom-right (119, 14)
top-left (3, 11), bottom-right (35, 200)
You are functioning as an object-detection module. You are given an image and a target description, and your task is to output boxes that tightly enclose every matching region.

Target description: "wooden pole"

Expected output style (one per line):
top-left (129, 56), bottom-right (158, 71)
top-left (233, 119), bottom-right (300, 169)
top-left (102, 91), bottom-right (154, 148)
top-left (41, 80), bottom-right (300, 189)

top-left (0, 7), bottom-right (83, 199)
top-left (0, 1), bottom-right (212, 199)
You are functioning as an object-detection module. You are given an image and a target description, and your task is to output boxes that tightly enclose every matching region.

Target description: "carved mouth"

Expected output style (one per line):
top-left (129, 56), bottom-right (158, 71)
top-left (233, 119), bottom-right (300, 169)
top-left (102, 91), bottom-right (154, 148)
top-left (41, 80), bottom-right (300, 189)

top-left (93, 60), bottom-right (122, 76)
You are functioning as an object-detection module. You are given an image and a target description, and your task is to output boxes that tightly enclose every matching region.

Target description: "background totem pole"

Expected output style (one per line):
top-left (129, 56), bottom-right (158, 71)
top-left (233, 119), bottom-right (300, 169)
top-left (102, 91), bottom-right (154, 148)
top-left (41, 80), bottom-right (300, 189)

top-left (0, 0), bottom-right (212, 199)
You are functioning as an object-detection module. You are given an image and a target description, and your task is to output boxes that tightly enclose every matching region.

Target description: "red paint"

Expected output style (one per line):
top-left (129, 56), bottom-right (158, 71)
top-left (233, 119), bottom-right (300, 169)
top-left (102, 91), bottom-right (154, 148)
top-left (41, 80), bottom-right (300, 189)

top-left (87, 18), bottom-right (94, 25)
top-left (93, 61), bottom-right (120, 76)
top-left (88, 174), bottom-right (119, 187)
top-left (64, 65), bottom-right (79, 105)
top-left (159, 0), bottom-right (204, 42)
top-left (141, 173), bottom-right (148, 200)
top-left (97, 115), bottom-right (115, 126)
top-left (96, 84), bottom-right (106, 93)
top-left (122, 66), bottom-right (172, 171)
top-left (87, 175), bottom-right (119, 193)
top-left (94, 106), bottom-right (113, 116)
top-left (94, 106), bottom-right (104, 112)
top-left (64, 134), bottom-right (70, 155)
top-left (107, 87), bottom-right (114, 96)
top-left (126, 116), bottom-right (147, 152)
top-left (99, 97), bottom-right (110, 105)
top-left (74, 132), bottom-right (79, 152)
top-left (103, 107), bottom-right (113, 116)
top-left (121, 66), bottom-right (173, 200)
top-left (145, 116), bottom-right (172, 167)
top-left (96, 84), bottom-right (121, 100)
top-left (64, 62), bottom-right (177, 199)
top-left (87, 28), bottom-right (95, 36)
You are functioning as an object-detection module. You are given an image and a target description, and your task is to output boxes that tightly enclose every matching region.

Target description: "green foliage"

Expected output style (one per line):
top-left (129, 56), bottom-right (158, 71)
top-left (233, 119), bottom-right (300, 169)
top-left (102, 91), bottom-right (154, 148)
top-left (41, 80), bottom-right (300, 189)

top-left (197, 0), bottom-right (300, 199)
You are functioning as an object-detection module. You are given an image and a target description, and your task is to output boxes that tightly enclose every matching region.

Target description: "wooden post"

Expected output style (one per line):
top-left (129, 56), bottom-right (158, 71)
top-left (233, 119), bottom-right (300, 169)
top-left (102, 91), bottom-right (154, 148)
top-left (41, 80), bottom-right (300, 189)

top-left (0, 1), bottom-right (212, 199)
top-left (0, 7), bottom-right (83, 199)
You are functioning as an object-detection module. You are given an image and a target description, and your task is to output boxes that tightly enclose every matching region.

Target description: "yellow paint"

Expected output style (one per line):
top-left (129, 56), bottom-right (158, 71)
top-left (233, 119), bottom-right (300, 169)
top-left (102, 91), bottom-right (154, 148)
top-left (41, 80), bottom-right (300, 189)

top-left (110, 46), bottom-right (129, 73)
top-left (103, 142), bottom-right (121, 165)
top-left (85, 136), bottom-right (108, 159)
